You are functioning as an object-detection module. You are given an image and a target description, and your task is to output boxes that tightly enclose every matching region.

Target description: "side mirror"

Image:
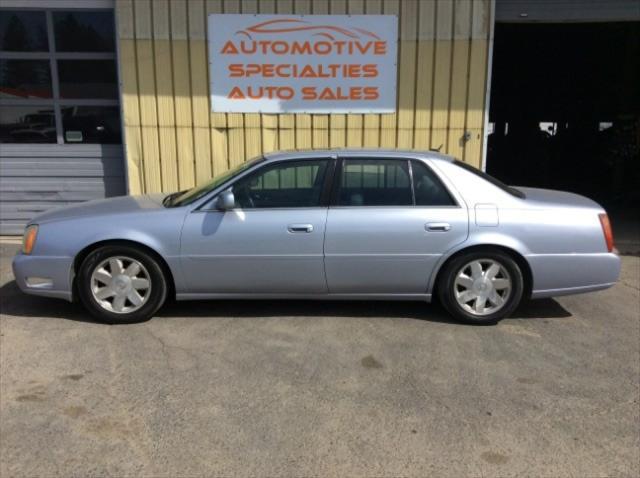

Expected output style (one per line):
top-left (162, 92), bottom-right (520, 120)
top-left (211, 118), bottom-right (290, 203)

top-left (216, 189), bottom-right (235, 211)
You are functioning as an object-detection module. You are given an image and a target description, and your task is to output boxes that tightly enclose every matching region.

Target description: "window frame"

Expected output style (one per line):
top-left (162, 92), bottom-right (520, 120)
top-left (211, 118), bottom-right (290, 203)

top-left (330, 157), bottom-right (460, 208)
top-left (0, 7), bottom-right (118, 145)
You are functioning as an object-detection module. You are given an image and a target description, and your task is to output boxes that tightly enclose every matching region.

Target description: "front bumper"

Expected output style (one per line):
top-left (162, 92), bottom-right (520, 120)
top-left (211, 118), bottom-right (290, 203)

top-left (12, 253), bottom-right (74, 301)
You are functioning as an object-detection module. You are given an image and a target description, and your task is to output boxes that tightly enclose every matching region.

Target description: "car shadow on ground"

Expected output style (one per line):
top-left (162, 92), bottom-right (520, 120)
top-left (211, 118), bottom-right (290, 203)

top-left (0, 279), bottom-right (572, 325)
top-left (0, 281), bottom-right (571, 324)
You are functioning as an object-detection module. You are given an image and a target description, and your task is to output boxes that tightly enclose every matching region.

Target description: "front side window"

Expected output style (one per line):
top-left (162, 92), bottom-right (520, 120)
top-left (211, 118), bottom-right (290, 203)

top-left (232, 160), bottom-right (329, 209)
top-left (337, 159), bottom-right (412, 206)
top-left (0, 9), bottom-right (120, 144)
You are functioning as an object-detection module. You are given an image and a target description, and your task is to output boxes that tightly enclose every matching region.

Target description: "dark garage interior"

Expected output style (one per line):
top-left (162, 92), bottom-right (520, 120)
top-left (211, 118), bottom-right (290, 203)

top-left (487, 21), bottom-right (640, 214)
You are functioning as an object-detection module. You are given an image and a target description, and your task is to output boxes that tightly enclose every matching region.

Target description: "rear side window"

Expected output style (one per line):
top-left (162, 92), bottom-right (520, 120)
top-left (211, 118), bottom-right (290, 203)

top-left (335, 158), bottom-right (456, 207)
top-left (411, 160), bottom-right (456, 206)
top-left (337, 159), bottom-right (412, 206)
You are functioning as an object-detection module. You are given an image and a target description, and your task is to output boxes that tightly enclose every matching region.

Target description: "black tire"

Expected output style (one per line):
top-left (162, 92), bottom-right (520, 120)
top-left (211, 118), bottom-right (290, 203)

top-left (77, 245), bottom-right (167, 324)
top-left (437, 249), bottom-right (524, 324)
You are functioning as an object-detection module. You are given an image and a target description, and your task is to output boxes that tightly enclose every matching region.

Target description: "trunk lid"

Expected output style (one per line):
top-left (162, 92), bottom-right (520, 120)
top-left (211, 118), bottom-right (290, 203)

top-left (516, 187), bottom-right (603, 210)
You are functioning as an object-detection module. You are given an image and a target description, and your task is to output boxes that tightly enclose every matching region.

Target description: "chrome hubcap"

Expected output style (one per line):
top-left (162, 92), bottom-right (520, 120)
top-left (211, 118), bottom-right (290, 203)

top-left (90, 256), bottom-right (151, 314)
top-left (454, 259), bottom-right (512, 316)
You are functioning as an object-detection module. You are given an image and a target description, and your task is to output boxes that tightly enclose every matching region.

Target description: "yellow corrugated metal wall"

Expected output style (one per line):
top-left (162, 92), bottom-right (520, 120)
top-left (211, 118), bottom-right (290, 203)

top-left (116, 0), bottom-right (493, 194)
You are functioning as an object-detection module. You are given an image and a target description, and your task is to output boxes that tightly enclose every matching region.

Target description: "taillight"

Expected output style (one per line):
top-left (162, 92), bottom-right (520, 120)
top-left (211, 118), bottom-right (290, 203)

top-left (598, 213), bottom-right (614, 252)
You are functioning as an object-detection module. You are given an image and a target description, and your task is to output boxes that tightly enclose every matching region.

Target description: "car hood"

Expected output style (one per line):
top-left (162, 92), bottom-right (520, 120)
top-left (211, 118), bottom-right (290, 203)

top-left (516, 187), bottom-right (603, 210)
top-left (30, 194), bottom-right (168, 225)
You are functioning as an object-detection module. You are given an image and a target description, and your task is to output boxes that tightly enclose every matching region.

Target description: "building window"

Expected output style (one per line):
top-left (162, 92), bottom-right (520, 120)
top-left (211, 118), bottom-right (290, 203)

top-left (0, 9), bottom-right (120, 144)
top-left (0, 11), bottom-right (49, 52)
top-left (0, 59), bottom-right (52, 98)
top-left (53, 11), bottom-right (116, 52)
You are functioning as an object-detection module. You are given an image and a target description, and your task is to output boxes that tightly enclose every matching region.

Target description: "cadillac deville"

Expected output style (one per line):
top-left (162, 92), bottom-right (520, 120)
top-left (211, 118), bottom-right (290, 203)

top-left (13, 150), bottom-right (620, 324)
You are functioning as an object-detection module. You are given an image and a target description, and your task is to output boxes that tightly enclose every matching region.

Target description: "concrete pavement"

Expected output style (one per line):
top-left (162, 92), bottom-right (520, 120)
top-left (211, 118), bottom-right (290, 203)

top-left (1, 242), bottom-right (638, 477)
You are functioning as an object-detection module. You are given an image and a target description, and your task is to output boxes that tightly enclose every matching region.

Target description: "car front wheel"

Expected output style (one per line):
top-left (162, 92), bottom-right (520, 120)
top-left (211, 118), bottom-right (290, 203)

top-left (438, 250), bottom-right (524, 324)
top-left (77, 245), bottom-right (167, 324)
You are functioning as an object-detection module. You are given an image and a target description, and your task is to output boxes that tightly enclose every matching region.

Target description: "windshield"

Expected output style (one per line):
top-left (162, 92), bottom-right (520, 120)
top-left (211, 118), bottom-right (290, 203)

top-left (165, 156), bottom-right (265, 207)
top-left (453, 160), bottom-right (526, 199)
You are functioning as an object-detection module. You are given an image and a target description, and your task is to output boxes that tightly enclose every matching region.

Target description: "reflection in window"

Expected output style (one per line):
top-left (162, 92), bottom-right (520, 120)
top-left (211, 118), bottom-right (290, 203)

top-left (53, 11), bottom-right (115, 52)
top-left (0, 10), bottom-right (48, 51)
top-left (1, 9), bottom-right (121, 145)
top-left (339, 160), bottom-right (412, 206)
top-left (251, 164), bottom-right (321, 190)
top-left (0, 106), bottom-right (56, 143)
top-left (57, 60), bottom-right (118, 99)
top-left (538, 122), bottom-right (556, 136)
top-left (0, 60), bottom-right (52, 98)
top-left (61, 106), bottom-right (121, 144)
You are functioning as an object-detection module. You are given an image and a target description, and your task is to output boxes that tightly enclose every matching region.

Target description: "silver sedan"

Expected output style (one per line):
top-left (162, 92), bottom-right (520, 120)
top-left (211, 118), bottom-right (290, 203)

top-left (12, 150), bottom-right (620, 324)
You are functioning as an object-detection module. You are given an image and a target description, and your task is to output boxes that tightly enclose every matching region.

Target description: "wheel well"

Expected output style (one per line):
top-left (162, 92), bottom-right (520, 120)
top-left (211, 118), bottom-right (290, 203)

top-left (72, 239), bottom-right (176, 301)
top-left (432, 245), bottom-right (533, 299)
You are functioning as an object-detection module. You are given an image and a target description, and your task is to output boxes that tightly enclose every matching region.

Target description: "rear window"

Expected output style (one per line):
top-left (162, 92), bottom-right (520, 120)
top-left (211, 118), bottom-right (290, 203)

top-left (411, 160), bottom-right (456, 206)
top-left (453, 160), bottom-right (526, 198)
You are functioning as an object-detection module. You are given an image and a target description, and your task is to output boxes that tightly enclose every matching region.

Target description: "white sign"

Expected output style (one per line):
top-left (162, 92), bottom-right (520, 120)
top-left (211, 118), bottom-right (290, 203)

top-left (208, 14), bottom-right (398, 113)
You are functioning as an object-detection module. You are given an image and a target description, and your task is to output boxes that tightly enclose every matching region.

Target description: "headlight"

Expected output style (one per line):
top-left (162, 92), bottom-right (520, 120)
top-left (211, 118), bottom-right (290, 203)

top-left (23, 225), bottom-right (38, 255)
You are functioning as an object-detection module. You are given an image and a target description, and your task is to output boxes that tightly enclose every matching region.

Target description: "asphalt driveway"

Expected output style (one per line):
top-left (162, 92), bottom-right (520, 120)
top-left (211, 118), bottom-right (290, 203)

top-left (1, 242), bottom-right (638, 477)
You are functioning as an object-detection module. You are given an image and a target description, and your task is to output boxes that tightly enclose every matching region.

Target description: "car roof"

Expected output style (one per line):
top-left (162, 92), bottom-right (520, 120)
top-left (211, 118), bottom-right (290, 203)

top-left (263, 148), bottom-right (455, 163)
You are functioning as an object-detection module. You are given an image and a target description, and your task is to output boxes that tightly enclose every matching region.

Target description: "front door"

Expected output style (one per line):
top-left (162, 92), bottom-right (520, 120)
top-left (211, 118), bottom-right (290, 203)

top-left (324, 158), bottom-right (469, 294)
top-left (180, 158), bottom-right (331, 294)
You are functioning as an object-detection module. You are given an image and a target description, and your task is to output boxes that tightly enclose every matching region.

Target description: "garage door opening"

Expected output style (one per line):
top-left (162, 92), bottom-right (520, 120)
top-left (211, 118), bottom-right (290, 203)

top-left (486, 22), bottom-right (640, 215)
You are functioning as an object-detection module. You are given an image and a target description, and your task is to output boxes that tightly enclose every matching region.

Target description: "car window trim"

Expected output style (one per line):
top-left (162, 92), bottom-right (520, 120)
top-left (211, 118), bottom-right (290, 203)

top-left (319, 156), bottom-right (337, 207)
top-left (329, 157), bottom-right (344, 206)
top-left (407, 159), bottom-right (417, 205)
top-left (193, 206), bottom-right (330, 213)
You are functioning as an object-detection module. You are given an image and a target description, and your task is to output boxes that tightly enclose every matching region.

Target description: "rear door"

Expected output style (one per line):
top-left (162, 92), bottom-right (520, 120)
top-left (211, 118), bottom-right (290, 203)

top-left (324, 157), bottom-right (468, 294)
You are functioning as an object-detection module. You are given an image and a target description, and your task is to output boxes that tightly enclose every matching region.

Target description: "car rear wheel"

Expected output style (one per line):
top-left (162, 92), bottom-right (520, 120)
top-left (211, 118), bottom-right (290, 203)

top-left (77, 245), bottom-right (167, 324)
top-left (437, 250), bottom-right (524, 324)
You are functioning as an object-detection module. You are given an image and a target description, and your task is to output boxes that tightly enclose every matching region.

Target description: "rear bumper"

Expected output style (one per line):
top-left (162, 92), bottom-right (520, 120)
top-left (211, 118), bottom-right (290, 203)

top-left (528, 252), bottom-right (621, 299)
top-left (12, 253), bottom-right (74, 301)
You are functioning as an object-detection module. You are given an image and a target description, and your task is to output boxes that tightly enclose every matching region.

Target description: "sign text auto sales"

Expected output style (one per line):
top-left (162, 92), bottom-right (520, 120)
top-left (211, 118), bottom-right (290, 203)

top-left (208, 15), bottom-right (398, 113)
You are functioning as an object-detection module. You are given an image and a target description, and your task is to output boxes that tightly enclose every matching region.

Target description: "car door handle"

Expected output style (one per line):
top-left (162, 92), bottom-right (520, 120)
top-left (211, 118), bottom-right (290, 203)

top-left (288, 224), bottom-right (314, 233)
top-left (425, 222), bottom-right (451, 232)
